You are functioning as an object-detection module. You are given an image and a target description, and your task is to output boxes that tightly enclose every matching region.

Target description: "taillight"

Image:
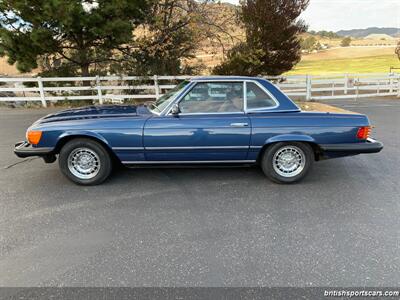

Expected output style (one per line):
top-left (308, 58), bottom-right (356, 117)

top-left (356, 126), bottom-right (371, 140)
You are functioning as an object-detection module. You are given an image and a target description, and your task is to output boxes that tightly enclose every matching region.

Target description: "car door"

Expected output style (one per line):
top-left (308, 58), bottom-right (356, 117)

top-left (143, 81), bottom-right (252, 162)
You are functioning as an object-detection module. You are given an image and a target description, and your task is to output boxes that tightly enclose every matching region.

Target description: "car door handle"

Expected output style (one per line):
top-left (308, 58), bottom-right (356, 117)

top-left (230, 122), bottom-right (249, 127)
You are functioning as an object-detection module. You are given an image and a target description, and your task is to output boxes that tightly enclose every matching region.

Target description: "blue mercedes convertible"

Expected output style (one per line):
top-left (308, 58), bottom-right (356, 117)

top-left (14, 76), bottom-right (383, 185)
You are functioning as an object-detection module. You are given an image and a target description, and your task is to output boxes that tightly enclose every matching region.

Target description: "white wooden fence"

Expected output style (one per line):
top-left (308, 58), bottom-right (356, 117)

top-left (268, 73), bottom-right (400, 101)
top-left (0, 73), bottom-right (399, 107)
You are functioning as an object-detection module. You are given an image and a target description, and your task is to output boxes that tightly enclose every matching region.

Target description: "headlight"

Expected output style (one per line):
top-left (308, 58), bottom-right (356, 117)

top-left (26, 130), bottom-right (42, 145)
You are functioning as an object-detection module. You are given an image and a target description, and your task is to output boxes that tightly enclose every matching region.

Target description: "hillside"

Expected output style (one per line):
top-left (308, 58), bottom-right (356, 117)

top-left (364, 34), bottom-right (395, 40)
top-left (0, 3), bottom-right (399, 77)
top-left (337, 27), bottom-right (400, 38)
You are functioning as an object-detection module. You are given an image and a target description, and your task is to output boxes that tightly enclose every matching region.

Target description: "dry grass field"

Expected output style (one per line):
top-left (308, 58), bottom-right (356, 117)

top-left (287, 46), bottom-right (399, 75)
top-left (301, 46), bottom-right (396, 61)
top-left (0, 58), bottom-right (25, 76)
top-left (2, 46), bottom-right (399, 77)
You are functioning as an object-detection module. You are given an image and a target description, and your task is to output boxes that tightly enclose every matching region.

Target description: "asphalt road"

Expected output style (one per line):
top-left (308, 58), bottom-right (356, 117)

top-left (0, 98), bottom-right (399, 287)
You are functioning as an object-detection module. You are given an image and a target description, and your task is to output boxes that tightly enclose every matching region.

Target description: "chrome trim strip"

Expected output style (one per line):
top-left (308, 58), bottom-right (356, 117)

top-left (113, 146), bottom-right (253, 151)
top-left (176, 112), bottom-right (245, 116)
top-left (249, 146), bottom-right (263, 149)
top-left (230, 122), bottom-right (248, 127)
top-left (145, 146), bottom-right (249, 150)
top-left (192, 79), bottom-right (249, 82)
top-left (113, 146), bottom-right (252, 151)
top-left (112, 147), bottom-right (144, 150)
top-left (247, 109), bottom-right (299, 114)
top-left (243, 80), bottom-right (247, 112)
top-left (122, 160), bottom-right (256, 164)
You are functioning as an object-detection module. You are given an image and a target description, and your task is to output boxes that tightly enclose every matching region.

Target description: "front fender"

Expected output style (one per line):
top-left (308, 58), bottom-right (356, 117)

top-left (56, 130), bottom-right (111, 148)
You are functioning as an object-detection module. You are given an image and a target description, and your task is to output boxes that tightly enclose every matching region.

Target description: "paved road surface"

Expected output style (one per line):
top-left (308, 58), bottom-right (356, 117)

top-left (0, 98), bottom-right (399, 287)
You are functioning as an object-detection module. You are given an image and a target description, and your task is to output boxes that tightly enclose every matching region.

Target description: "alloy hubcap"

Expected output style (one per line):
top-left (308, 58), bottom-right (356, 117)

top-left (67, 147), bottom-right (100, 179)
top-left (273, 146), bottom-right (305, 178)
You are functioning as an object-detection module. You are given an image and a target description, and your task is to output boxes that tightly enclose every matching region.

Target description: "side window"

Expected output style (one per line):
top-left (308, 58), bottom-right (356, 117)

top-left (246, 82), bottom-right (276, 110)
top-left (179, 82), bottom-right (244, 113)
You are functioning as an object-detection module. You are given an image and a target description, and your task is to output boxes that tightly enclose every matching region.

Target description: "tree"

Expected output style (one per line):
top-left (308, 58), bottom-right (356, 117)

top-left (395, 41), bottom-right (400, 61)
top-left (116, 0), bottom-right (201, 75)
top-left (116, 0), bottom-right (237, 76)
top-left (213, 0), bottom-right (309, 76)
top-left (301, 36), bottom-right (317, 52)
top-left (314, 30), bottom-right (339, 39)
top-left (341, 37), bottom-right (352, 47)
top-left (0, 0), bottom-right (150, 77)
top-left (315, 42), bottom-right (323, 51)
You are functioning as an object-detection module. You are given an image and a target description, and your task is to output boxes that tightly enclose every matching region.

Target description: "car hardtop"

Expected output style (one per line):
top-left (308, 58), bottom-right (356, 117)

top-left (191, 75), bottom-right (257, 81)
top-left (189, 76), bottom-right (300, 113)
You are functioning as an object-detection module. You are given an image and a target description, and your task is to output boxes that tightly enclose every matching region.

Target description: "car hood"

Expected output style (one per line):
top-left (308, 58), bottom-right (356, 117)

top-left (35, 105), bottom-right (149, 125)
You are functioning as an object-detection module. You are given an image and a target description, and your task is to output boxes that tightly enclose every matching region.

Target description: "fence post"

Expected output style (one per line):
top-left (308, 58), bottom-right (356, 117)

top-left (96, 75), bottom-right (103, 105)
top-left (305, 75), bottom-right (311, 101)
top-left (397, 75), bottom-right (400, 98)
top-left (377, 80), bottom-right (380, 95)
top-left (356, 77), bottom-right (359, 100)
top-left (37, 77), bottom-right (47, 108)
top-left (389, 73), bottom-right (394, 94)
top-left (153, 75), bottom-right (160, 99)
top-left (344, 73), bottom-right (348, 95)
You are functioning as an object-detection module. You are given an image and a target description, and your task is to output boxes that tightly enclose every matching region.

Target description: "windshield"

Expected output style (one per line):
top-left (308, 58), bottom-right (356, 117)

top-left (150, 80), bottom-right (190, 114)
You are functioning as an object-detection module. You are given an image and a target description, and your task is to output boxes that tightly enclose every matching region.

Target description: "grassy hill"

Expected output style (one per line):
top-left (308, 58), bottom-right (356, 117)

top-left (287, 46), bottom-right (399, 75)
top-left (288, 54), bottom-right (398, 75)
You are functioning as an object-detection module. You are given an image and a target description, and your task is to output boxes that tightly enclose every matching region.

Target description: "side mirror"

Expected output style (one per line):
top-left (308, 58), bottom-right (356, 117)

top-left (170, 103), bottom-right (181, 116)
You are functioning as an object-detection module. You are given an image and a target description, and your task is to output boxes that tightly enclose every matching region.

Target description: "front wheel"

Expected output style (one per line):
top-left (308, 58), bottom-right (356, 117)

top-left (59, 138), bottom-right (112, 185)
top-left (261, 142), bottom-right (313, 184)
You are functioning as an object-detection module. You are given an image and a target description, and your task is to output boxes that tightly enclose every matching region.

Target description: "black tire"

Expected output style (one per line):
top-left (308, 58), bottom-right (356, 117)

top-left (59, 138), bottom-right (112, 185)
top-left (261, 142), bottom-right (313, 184)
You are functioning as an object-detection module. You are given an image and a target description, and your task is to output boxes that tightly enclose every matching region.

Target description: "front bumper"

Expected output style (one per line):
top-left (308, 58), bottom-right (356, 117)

top-left (14, 141), bottom-right (54, 158)
top-left (320, 138), bottom-right (383, 154)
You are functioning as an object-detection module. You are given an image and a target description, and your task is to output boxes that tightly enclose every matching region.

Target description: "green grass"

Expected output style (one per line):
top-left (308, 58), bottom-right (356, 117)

top-left (286, 55), bottom-right (400, 75)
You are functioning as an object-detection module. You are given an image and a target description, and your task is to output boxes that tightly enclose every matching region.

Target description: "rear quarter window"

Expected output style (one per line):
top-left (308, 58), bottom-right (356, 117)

top-left (246, 82), bottom-right (277, 110)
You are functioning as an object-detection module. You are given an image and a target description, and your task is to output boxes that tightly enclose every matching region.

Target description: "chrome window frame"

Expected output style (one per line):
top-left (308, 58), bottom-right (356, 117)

top-left (161, 79), bottom-right (280, 116)
top-left (244, 80), bottom-right (280, 112)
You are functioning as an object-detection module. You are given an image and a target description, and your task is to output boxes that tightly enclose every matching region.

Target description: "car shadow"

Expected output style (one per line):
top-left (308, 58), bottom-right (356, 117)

top-left (107, 160), bottom-right (341, 187)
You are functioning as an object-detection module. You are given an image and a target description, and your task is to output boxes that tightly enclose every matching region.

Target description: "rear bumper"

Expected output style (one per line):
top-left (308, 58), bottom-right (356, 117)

top-left (320, 138), bottom-right (383, 154)
top-left (14, 141), bottom-right (54, 158)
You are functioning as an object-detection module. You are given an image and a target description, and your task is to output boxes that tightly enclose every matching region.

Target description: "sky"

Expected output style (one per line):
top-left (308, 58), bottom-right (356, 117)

top-left (221, 0), bottom-right (400, 32)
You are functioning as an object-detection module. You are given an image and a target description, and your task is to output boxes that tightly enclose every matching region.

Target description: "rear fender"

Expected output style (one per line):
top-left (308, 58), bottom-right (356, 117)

top-left (264, 134), bottom-right (316, 145)
top-left (258, 134), bottom-right (320, 161)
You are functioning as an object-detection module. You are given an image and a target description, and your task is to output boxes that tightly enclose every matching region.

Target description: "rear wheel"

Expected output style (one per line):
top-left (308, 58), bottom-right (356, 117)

top-left (261, 142), bottom-right (313, 183)
top-left (59, 138), bottom-right (112, 185)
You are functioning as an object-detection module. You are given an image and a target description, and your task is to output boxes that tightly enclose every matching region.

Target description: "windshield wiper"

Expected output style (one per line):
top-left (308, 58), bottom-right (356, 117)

top-left (147, 102), bottom-right (161, 113)
top-left (144, 100), bottom-right (156, 107)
